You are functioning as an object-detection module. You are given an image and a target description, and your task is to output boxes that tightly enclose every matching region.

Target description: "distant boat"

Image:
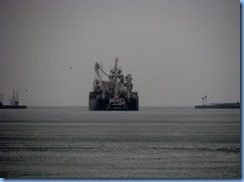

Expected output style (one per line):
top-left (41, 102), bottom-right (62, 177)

top-left (0, 89), bottom-right (27, 109)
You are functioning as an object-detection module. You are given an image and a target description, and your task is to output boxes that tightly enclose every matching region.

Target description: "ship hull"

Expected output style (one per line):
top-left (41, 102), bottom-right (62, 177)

top-left (0, 105), bottom-right (27, 109)
top-left (89, 98), bottom-right (108, 111)
top-left (89, 98), bottom-right (139, 111)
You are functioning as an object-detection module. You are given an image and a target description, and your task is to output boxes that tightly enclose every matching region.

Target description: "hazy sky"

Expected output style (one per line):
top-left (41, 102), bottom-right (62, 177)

top-left (0, 0), bottom-right (240, 106)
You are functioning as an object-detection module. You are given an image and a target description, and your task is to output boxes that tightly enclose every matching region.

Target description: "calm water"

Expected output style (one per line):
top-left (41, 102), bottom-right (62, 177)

top-left (0, 107), bottom-right (240, 178)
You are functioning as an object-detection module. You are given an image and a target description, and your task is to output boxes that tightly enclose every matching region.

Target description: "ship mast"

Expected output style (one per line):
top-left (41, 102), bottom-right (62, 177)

top-left (0, 92), bottom-right (3, 105)
top-left (114, 57), bottom-right (119, 98)
top-left (94, 63), bottom-right (105, 99)
top-left (17, 90), bottom-right (18, 102)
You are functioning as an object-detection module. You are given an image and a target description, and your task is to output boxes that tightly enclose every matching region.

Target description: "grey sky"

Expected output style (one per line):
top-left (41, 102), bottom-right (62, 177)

top-left (0, 0), bottom-right (240, 106)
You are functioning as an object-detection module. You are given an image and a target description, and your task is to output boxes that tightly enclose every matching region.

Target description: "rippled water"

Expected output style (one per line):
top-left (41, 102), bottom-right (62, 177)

top-left (0, 107), bottom-right (240, 178)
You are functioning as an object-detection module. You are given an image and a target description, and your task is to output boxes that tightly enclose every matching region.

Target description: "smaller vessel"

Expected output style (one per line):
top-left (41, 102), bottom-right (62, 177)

top-left (0, 89), bottom-right (27, 109)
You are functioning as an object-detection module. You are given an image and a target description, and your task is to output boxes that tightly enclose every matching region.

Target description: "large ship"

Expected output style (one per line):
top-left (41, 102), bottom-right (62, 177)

top-left (89, 58), bottom-right (139, 111)
top-left (0, 89), bottom-right (27, 109)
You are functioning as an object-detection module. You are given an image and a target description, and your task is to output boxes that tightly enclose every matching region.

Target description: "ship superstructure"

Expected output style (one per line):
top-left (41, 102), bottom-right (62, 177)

top-left (89, 58), bottom-right (139, 110)
top-left (10, 89), bottom-right (19, 106)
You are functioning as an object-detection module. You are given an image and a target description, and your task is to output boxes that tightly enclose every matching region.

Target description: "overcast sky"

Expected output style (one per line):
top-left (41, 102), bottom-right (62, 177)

top-left (0, 0), bottom-right (240, 106)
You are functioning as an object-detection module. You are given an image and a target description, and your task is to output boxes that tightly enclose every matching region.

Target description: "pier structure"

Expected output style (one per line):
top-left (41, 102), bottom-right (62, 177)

top-left (195, 96), bottom-right (240, 109)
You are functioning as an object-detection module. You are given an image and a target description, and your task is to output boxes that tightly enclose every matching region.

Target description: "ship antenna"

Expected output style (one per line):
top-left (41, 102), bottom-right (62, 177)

top-left (13, 89), bottom-right (15, 103)
top-left (114, 57), bottom-right (119, 71)
top-left (0, 92), bottom-right (2, 104)
top-left (17, 90), bottom-right (18, 102)
top-left (113, 57), bottom-right (120, 98)
top-left (101, 63), bottom-right (103, 80)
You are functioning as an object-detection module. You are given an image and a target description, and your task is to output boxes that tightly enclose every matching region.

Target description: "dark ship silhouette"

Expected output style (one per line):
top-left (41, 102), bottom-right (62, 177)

top-left (0, 89), bottom-right (27, 109)
top-left (89, 58), bottom-right (139, 111)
